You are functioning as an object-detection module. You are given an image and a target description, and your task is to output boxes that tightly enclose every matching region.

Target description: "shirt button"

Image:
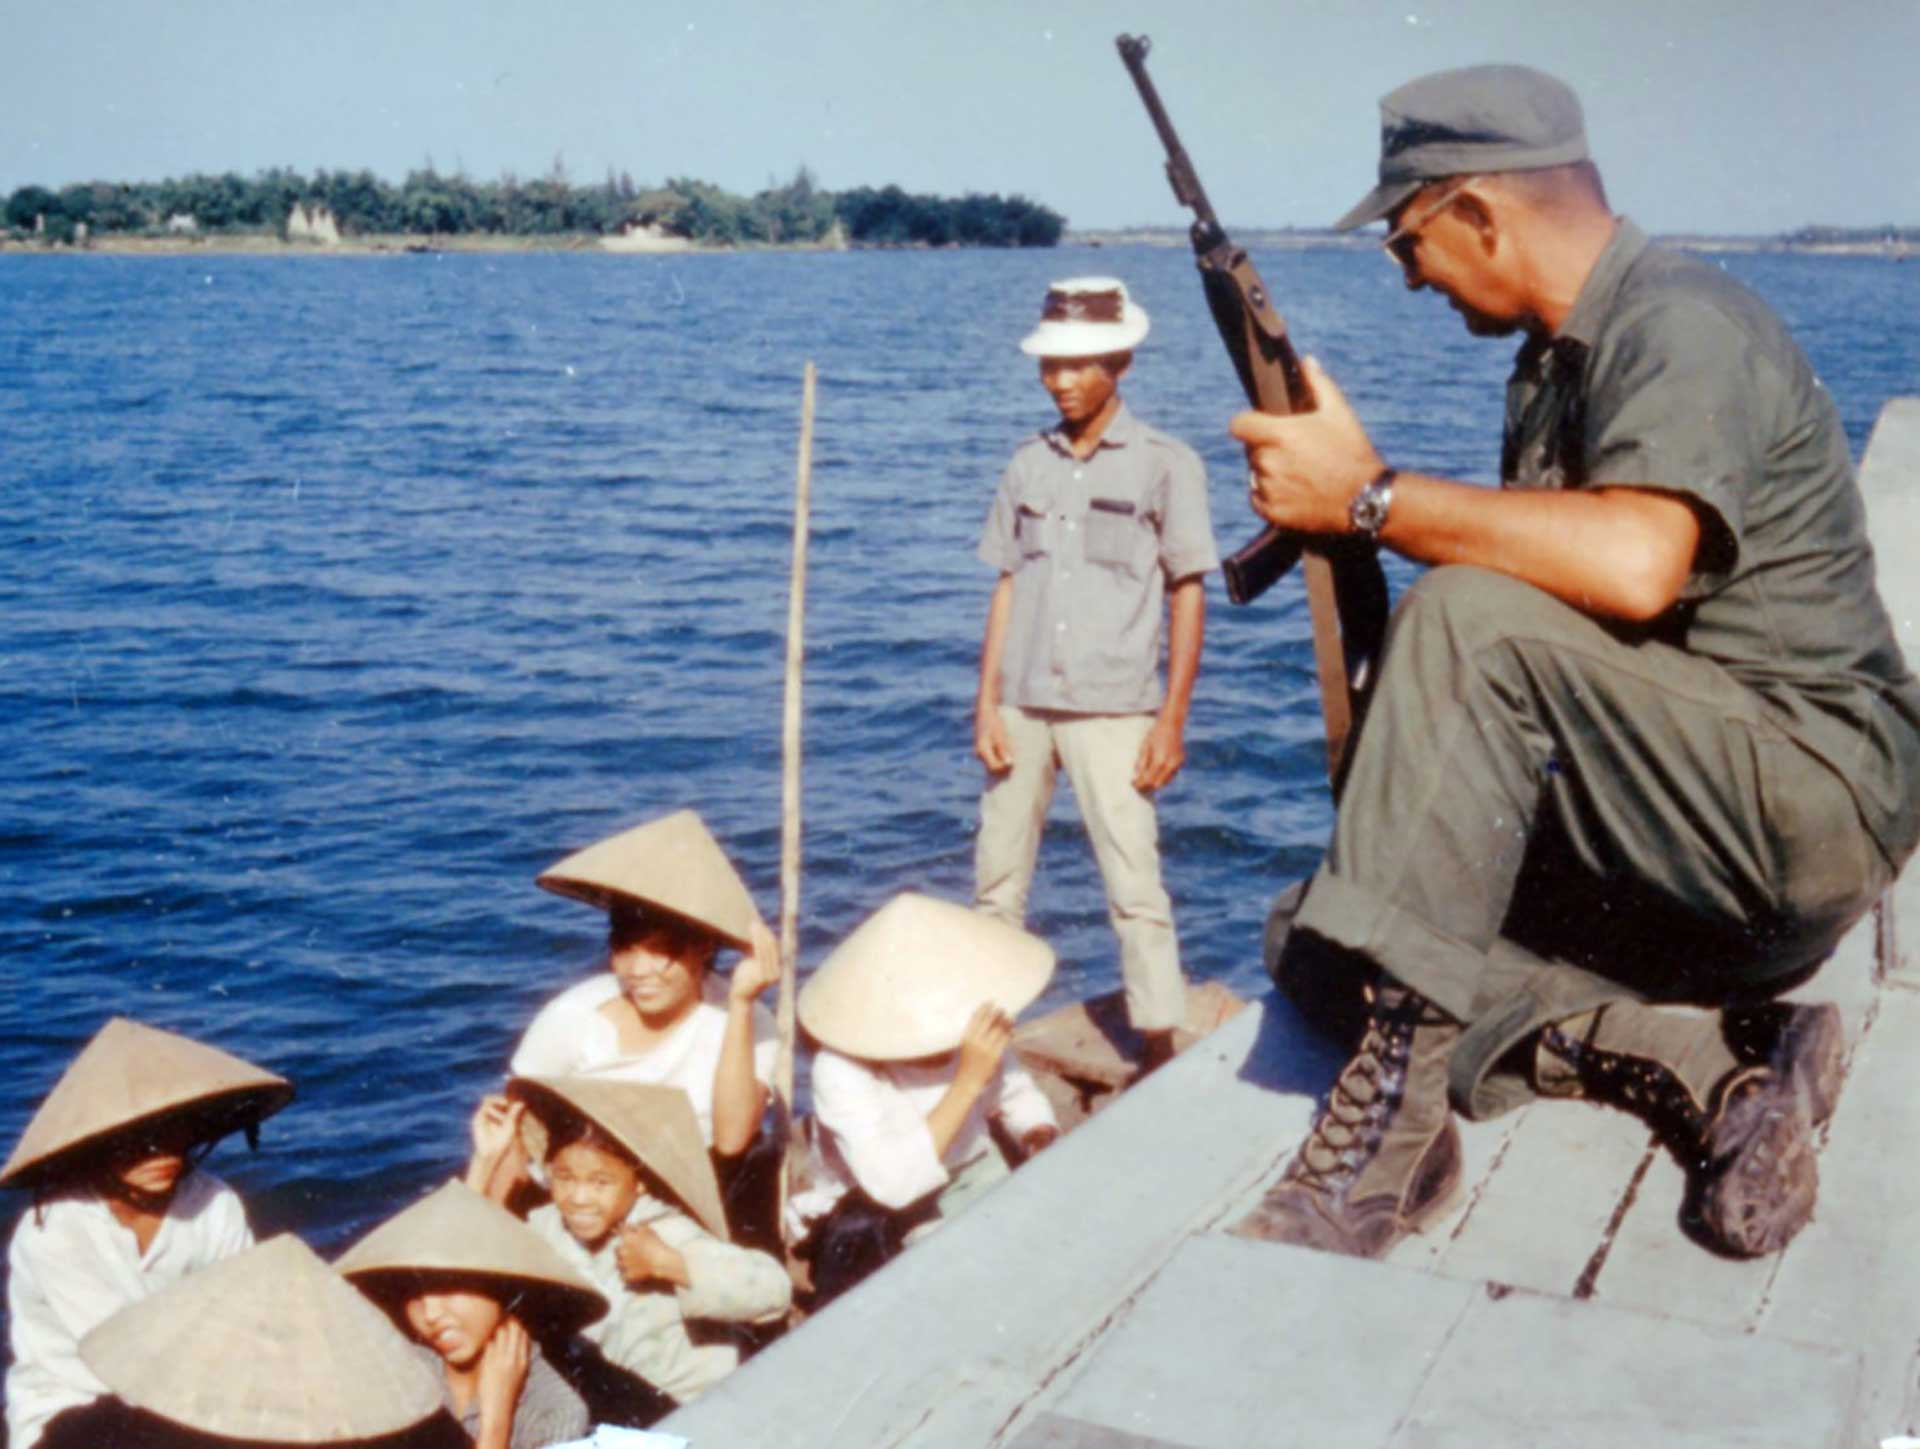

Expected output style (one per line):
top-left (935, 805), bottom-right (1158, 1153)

top-left (1065, 520), bottom-right (1076, 532)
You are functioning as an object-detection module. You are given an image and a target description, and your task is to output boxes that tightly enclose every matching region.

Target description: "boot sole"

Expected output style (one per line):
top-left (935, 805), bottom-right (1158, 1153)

top-left (1691, 1071), bottom-right (1818, 1258)
top-left (1723, 1001), bottom-right (1845, 1128)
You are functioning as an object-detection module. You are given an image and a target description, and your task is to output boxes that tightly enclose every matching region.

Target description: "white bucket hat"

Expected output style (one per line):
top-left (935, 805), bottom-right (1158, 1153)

top-left (1018, 276), bottom-right (1150, 358)
top-left (536, 808), bottom-right (764, 952)
top-left (1, 1017), bottom-right (293, 1192)
top-left (798, 892), bottom-right (1056, 1061)
top-left (337, 1179), bottom-right (609, 1338)
top-left (80, 1233), bottom-right (445, 1444)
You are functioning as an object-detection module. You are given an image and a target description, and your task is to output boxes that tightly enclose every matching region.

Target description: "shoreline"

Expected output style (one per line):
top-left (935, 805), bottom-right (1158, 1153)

top-left (0, 231), bottom-right (854, 258)
top-left (1070, 227), bottom-right (1920, 258)
top-left (5, 230), bottom-right (1915, 261)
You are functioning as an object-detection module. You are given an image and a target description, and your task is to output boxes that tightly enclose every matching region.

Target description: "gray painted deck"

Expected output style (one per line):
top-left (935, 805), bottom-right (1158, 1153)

top-left (662, 398), bottom-right (1920, 1448)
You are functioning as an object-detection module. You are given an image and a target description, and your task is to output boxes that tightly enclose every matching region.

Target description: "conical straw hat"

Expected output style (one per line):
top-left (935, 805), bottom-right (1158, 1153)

top-left (508, 1075), bottom-right (729, 1241)
top-left (80, 1233), bottom-right (443, 1444)
top-left (337, 1179), bottom-right (607, 1337)
top-left (798, 892), bottom-right (1056, 1061)
top-left (1, 1017), bottom-right (294, 1190)
top-left (535, 809), bottom-right (764, 951)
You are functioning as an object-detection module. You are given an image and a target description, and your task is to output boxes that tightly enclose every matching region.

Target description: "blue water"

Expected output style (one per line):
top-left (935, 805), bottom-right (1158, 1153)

top-left (1, 243), bottom-right (1915, 1268)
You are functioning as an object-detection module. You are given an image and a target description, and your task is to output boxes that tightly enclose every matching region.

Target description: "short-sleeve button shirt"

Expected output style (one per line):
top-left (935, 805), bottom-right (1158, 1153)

top-left (1502, 218), bottom-right (1920, 862)
top-left (978, 403), bottom-right (1218, 714)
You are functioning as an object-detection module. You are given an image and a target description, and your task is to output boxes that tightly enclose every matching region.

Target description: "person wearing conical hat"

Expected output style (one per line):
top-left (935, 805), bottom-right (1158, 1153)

top-left (497, 810), bottom-right (784, 1245)
top-left (787, 894), bottom-right (1060, 1308)
top-left (337, 1181), bottom-right (601, 1449)
top-left (37, 1234), bottom-right (470, 1448)
top-left (974, 276), bottom-right (1218, 1074)
top-left (465, 1075), bottom-right (790, 1413)
top-left (4, 1016), bottom-right (293, 1449)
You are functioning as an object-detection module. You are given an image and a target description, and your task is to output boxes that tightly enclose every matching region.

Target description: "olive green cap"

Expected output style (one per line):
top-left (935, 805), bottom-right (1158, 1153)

top-left (1335, 64), bottom-right (1590, 230)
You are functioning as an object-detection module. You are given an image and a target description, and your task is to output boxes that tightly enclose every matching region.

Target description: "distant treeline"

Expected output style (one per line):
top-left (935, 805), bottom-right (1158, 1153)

top-left (1779, 225), bottom-right (1920, 246)
top-left (1, 164), bottom-right (1066, 248)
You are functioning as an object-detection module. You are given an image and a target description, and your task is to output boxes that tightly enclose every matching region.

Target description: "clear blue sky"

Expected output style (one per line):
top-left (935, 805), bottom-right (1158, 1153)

top-left (7, 0), bottom-right (1917, 235)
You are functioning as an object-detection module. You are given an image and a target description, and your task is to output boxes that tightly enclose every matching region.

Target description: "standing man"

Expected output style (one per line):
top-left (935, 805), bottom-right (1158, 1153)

top-left (975, 277), bottom-right (1220, 1071)
top-left (1235, 67), bottom-right (1920, 1260)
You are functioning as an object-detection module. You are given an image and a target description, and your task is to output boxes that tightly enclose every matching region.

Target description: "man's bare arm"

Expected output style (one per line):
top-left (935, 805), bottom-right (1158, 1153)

top-left (974, 573), bottom-right (1016, 771)
top-left (1237, 356), bottom-right (1699, 622)
top-left (1134, 575), bottom-right (1204, 790)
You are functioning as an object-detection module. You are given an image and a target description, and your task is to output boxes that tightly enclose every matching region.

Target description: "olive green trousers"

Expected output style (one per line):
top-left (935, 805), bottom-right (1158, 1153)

top-left (1292, 566), bottom-right (1891, 1119)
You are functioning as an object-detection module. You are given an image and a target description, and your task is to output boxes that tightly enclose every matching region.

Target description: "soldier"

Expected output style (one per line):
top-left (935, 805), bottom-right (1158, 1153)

top-left (1235, 66), bottom-right (1920, 1259)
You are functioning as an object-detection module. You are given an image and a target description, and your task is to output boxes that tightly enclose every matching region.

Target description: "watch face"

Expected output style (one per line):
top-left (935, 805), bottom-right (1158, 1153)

top-left (1351, 482), bottom-right (1392, 536)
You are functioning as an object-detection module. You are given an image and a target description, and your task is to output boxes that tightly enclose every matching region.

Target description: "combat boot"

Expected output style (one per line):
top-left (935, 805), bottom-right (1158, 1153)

top-left (1535, 1000), bottom-right (1843, 1258)
top-left (1234, 983), bottom-right (1462, 1258)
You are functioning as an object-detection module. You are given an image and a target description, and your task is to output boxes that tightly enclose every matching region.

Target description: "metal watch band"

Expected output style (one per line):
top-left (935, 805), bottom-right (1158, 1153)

top-left (1349, 467), bottom-right (1397, 540)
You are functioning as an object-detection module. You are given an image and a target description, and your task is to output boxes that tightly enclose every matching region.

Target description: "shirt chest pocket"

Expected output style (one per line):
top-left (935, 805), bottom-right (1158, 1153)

top-left (1014, 483), bottom-right (1057, 558)
top-left (1085, 496), bottom-right (1147, 575)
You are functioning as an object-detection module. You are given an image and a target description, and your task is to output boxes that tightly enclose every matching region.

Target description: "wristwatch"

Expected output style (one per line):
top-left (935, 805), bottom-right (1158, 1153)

top-left (1348, 466), bottom-right (1397, 541)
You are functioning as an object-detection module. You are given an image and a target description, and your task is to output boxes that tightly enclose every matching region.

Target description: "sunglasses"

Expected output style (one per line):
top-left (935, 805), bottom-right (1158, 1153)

top-left (1381, 179), bottom-right (1473, 269)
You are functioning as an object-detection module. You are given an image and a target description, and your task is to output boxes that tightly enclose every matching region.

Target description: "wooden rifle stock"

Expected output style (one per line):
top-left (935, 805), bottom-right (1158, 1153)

top-left (1116, 33), bottom-right (1389, 784)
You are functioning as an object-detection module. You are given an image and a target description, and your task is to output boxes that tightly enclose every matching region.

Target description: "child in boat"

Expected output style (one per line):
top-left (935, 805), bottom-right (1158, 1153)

top-left (3, 1017), bottom-right (293, 1449)
top-left (338, 1180), bottom-right (601, 1449)
top-left (499, 809), bottom-right (784, 1243)
top-left (39, 1234), bottom-right (471, 1449)
top-left (467, 1075), bottom-right (791, 1415)
top-left (788, 892), bottom-right (1061, 1307)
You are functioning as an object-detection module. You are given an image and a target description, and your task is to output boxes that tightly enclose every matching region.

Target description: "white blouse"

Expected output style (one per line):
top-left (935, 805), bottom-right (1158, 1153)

top-left (795, 1048), bottom-right (1057, 1225)
top-left (510, 972), bottom-right (777, 1146)
top-left (5, 1171), bottom-right (254, 1449)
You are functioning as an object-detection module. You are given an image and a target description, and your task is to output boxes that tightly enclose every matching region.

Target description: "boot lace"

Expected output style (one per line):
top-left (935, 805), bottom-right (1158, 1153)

top-left (1287, 995), bottom-right (1420, 1195)
top-left (1540, 1024), bottom-right (1713, 1161)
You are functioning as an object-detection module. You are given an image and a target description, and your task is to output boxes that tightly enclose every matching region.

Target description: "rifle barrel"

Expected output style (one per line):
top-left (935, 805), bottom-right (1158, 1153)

top-left (1115, 34), bottom-right (1220, 230)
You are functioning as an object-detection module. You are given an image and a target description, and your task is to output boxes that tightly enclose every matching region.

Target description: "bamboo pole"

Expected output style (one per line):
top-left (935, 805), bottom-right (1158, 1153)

top-left (775, 361), bottom-right (816, 1244)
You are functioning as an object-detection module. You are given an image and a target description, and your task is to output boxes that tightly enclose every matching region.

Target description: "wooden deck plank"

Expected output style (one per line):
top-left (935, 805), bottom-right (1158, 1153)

top-left (1422, 1097), bottom-right (1651, 1295)
top-left (1384, 1108), bottom-right (1532, 1272)
top-left (1585, 909), bottom-right (1884, 1326)
top-left (658, 1001), bottom-right (1324, 1449)
top-left (1004, 1412), bottom-right (1200, 1449)
top-left (1033, 1234), bottom-right (1479, 1449)
top-left (1391, 1287), bottom-right (1861, 1449)
top-left (1855, 397), bottom-right (1920, 994)
top-left (1758, 985), bottom-right (1920, 1444)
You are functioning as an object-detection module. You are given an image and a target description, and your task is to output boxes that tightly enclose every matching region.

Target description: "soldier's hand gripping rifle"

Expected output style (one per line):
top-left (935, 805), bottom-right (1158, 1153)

top-left (1116, 34), bottom-right (1389, 784)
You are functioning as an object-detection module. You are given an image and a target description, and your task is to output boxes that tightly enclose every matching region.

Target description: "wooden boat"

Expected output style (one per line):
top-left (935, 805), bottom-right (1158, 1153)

top-left (662, 397), bottom-right (1920, 1449)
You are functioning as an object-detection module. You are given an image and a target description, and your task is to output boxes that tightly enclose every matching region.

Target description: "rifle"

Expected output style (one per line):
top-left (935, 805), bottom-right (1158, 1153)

top-left (1116, 33), bottom-right (1389, 783)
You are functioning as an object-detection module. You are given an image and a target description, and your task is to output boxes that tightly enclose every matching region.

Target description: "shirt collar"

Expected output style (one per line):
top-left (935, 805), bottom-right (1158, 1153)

top-left (1555, 216), bottom-right (1648, 348)
top-left (1043, 399), bottom-right (1141, 458)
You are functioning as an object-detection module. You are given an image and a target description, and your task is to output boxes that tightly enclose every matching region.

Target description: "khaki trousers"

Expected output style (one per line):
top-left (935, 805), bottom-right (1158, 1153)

top-left (1292, 566), bottom-right (1891, 1118)
top-left (975, 706), bottom-right (1186, 1032)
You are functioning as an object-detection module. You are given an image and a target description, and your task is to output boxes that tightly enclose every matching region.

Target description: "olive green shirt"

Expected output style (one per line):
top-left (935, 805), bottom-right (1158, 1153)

top-left (1503, 218), bottom-right (1920, 863)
